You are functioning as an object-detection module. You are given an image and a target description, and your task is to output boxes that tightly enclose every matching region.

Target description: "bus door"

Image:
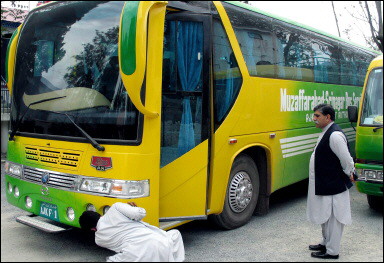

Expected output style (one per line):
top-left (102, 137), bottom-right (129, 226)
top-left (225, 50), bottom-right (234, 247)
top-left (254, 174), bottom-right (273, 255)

top-left (159, 13), bottom-right (212, 225)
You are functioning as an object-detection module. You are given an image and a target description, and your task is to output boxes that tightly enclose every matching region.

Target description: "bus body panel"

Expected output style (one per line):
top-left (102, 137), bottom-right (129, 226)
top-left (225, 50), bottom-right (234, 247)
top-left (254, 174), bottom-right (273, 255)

top-left (6, 135), bottom-right (161, 226)
top-left (355, 181), bottom-right (383, 197)
top-left (6, 175), bottom-right (158, 226)
top-left (355, 127), bottom-right (383, 161)
top-left (207, 1), bottom-right (362, 214)
top-left (5, 25), bottom-right (21, 94)
top-left (157, 12), bottom-right (212, 220)
top-left (355, 55), bottom-right (383, 198)
top-left (160, 141), bottom-right (208, 218)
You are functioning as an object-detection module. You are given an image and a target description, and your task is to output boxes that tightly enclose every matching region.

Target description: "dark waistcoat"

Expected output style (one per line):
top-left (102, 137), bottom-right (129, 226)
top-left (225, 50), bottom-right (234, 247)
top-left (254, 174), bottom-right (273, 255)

top-left (314, 123), bottom-right (353, 195)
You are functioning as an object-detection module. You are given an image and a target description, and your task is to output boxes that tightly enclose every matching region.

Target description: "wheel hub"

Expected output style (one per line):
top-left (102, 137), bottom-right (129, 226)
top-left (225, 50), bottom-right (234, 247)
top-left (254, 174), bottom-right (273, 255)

top-left (229, 172), bottom-right (253, 213)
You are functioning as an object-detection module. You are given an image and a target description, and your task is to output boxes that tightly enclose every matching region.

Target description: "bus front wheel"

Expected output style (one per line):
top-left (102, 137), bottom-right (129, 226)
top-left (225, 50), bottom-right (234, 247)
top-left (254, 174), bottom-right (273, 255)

top-left (211, 154), bottom-right (259, 230)
top-left (367, 195), bottom-right (383, 211)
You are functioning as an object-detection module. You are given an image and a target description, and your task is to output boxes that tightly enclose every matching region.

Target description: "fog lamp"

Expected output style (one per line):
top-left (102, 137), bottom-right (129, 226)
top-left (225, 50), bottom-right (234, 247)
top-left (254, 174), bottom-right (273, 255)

top-left (86, 204), bottom-right (96, 212)
top-left (26, 196), bottom-right (33, 208)
top-left (14, 186), bottom-right (20, 197)
top-left (8, 183), bottom-right (13, 193)
top-left (103, 206), bottom-right (111, 215)
top-left (67, 207), bottom-right (75, 221)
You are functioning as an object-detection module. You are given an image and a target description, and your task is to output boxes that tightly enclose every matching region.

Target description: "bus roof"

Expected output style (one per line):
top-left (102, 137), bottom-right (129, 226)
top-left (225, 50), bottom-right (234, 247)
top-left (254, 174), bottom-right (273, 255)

top-left (368, 55), bottom-right (383, 71)
top-left (224, 1), bottom-right (380, 55)
top-left (24, 0), bottom-right (383, 57)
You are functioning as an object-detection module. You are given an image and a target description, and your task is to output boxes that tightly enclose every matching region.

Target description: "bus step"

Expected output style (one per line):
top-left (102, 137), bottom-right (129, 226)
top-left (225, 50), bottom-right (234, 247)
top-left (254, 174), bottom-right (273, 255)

top-left (16, 215), bottom-right (73, 233)
top-left (159, 220), bottom-right (191, 230)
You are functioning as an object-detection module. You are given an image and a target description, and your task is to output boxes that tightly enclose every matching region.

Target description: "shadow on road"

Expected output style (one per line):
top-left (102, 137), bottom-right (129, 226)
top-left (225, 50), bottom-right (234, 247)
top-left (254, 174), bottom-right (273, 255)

top-left (269, 179), bottom-right (308, 207)
top-left (178, 179), bottom-right (309, 233)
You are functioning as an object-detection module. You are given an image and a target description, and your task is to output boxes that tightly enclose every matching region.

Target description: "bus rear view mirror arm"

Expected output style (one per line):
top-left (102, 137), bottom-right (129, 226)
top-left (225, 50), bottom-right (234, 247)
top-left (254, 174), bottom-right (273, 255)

top-left (118, 1), bottom-right (167, 118)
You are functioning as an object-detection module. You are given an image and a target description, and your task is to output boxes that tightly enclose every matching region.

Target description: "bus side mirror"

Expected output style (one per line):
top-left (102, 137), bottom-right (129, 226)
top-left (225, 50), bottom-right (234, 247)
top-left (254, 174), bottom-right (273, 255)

top-left (5, 25), bottom-right (22, 95)
top-left (348, 106), bottom-right (358, 123)
top-left (118, 1), bottom-right (166, 118)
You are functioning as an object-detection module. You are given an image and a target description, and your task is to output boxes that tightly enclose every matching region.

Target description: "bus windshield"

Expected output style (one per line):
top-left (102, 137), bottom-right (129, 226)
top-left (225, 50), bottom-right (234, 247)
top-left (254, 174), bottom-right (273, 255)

top-left (361, 68), bottom-right (383, 126)
top-left (11, 1), bottom-right (140, 143)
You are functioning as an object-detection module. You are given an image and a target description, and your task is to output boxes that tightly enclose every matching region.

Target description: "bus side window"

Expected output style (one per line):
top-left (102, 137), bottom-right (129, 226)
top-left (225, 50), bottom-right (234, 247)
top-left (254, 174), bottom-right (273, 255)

top-left (355, 52), bottom-right (372, 87)
top-left (326, 43), bottom-right (342, 85)
top-left (223, 3), bottom-right (274, 78)
top-left (161, 20), bottom-right (205, 167)
top-left (212, 19), bottom-right (242, 126)
top-left (273, 21), bottom-right (315, 82)
top-left (340, 46), bottom-right (358, 86)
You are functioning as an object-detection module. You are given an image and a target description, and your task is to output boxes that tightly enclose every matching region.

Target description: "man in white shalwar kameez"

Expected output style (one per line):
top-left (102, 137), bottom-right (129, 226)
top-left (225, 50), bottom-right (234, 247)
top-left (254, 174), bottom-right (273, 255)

top-left (79, 202), bottom-right (185, 262)
top-left (307, 104), bottom-right (355, 260)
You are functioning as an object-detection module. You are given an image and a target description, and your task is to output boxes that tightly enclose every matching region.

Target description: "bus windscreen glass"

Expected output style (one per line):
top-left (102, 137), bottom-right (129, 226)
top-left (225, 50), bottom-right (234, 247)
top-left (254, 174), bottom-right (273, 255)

top-left (361, 68), bottom-right (383, 126)
top-left (12, 1), bottom-right (140, 142)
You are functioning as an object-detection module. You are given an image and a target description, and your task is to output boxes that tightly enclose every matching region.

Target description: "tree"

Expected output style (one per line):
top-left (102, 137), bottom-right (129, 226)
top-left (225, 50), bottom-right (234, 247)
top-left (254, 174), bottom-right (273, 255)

top-left (338, 1), bottom-right (383, 52)
top-left (331, 1), bottom-right (341, 37)
top-left (1, 2), bottom-right (28, 38)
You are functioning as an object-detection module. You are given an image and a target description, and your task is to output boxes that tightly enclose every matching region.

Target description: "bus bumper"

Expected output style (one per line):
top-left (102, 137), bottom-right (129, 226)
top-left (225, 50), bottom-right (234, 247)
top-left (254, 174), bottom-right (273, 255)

top-left (355, 180), bottom-right (383, 197)
top-left (16, 214), bottom-right (72, 233)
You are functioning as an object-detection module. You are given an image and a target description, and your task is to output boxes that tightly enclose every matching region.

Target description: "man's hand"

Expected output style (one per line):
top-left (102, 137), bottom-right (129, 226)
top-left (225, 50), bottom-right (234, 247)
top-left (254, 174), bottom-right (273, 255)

top-left (127, 202), bottom-right (137, 207)
top-left (350, 174), bottom-right (355, 183)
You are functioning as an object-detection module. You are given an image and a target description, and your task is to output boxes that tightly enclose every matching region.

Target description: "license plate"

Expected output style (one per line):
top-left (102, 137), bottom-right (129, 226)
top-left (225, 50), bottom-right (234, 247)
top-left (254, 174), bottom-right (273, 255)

top-left (39, 202), bottom-right (59, 222)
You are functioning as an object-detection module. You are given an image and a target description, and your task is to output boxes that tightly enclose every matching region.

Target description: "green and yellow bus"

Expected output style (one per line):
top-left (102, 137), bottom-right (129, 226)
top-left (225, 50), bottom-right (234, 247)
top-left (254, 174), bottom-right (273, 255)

top-left (4, 1), bottom-right (378, 232)
top-left (348, 55), bottom-right (383, 211)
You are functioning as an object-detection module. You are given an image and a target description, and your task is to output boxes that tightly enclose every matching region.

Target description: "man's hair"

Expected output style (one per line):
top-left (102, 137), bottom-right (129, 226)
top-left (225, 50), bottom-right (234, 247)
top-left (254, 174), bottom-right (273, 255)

top-left (313, 103), bottom-right (335, 121)
top-left (79, 211), bottom-right (101, 232)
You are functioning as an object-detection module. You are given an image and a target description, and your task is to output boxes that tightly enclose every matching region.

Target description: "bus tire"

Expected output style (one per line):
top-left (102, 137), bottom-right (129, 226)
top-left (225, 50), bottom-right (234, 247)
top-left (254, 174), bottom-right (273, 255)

top-left (367, 195), bottom-right (383, 211)
top-left (211, 154), bottom-right (259, 230)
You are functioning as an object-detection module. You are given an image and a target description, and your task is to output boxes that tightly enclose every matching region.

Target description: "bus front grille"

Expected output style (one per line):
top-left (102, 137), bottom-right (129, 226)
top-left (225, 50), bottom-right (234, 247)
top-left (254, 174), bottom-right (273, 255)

top-left (23, 167), bottom-right (77, 190)
top-left (24, 146), bottom-right (82, 170)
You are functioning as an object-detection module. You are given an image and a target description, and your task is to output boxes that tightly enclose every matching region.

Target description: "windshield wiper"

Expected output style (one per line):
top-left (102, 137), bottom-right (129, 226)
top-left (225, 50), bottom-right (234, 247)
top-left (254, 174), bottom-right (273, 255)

top-left (9, 96), bottom-right (67, 141)
top-left (373, 126), bottom-right (383, 132)
top-left (9, 96), bottom-right (105, 151)
top-left (49, 111), bottom-right (105, 151)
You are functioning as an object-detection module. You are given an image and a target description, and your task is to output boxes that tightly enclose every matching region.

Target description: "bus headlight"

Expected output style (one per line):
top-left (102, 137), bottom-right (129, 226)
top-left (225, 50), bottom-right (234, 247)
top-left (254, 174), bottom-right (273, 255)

top-left (5, 161), bottom-right (22, 177)
top-left (356, 169), bottom-right (364, 180)
top-left (377, 171), bottom-right (383, 180)
top-left (78, 178), bottom-right (149, 198)
top-left (80, 179), bottom-right (111, 194)
top-left (110, 180), bottom-right (150, 198)
top-left (363, 170), bottom-right (383, 181)
top-left (365, 170), bottom-right (377, 180)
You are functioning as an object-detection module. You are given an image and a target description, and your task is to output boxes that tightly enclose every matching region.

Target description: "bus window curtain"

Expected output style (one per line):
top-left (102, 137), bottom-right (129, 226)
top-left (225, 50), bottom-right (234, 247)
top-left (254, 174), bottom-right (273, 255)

top-left (217, 69), bottom-right (235, 121)
top-left (177, 21), bottom-right (203, 156)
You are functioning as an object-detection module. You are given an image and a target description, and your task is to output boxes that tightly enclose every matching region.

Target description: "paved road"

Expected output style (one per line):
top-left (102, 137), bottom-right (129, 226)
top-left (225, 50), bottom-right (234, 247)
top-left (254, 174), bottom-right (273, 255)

top-left (1, 159), bottom-right (383, 262)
